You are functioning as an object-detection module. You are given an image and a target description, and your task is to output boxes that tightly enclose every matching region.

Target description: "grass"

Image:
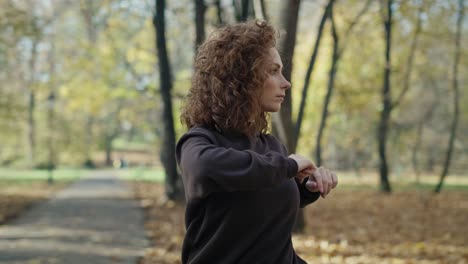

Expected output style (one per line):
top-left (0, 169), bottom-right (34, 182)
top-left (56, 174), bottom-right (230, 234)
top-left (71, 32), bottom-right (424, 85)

top-left (0, 167), bottom-right (165, 183)
top-left (333, 170), bottom-right (468, 192)
top-left (0, 167), bottom-right (466, 192)
top-left (0, 166), bottom-right (164, 226)
top-left (0, 168), bottom-right (83, 184)
top-left (115, 167), bottom-right (165, 182)
top-left (336, 180), bottom-right (468, 192)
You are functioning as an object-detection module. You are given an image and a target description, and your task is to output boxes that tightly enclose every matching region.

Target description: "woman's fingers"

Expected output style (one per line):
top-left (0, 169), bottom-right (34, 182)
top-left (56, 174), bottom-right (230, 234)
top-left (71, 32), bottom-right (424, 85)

top-left (290, 154), bottom-right (339, 197)
top-left (309, 167), bottom-right (338, 198)
top-left (297, 167), bottom-right (317, 183)
top-left (331, 171), bottom-right (338, 188)
top-left (321, 167), bottom-right (330, 197)
top-left (305, 180), bottom-right (319, 192)
top-left (312, 169), bottom-right (324, 194)
top-left (327, 169), bottom-right (333, 195)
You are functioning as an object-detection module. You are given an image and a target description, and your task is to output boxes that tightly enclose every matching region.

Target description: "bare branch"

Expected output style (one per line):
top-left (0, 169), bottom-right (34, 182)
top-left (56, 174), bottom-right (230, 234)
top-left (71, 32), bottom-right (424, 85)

top-left (391, 2), bottom-right (424, 109)
top-left (337, 0), bottom-right (373, 57)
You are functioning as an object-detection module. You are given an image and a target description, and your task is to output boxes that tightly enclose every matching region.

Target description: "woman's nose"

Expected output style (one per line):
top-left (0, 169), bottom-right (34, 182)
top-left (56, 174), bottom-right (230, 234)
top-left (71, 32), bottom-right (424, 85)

top-left (282, 76), bottom-right (291, 90)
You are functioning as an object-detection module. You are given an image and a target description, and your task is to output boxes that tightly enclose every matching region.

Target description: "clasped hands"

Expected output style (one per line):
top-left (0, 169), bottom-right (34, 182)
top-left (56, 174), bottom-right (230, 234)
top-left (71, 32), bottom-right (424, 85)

top-left (289, 154), bottom-right (338, 198)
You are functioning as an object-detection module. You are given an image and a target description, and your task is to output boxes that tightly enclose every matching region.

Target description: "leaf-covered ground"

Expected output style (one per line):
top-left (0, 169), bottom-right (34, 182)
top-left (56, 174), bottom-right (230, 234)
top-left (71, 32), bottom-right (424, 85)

top-left (134, 183), bottom-right (185, 264)
top-left (0, 181), bottom-right (66, 225)
top-left (133, 182), bottom-right (468, 264)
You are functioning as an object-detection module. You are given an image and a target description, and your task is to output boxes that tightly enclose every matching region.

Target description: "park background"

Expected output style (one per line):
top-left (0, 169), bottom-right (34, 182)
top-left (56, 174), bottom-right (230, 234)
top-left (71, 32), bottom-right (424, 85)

top-left (0, 0), bottom-right (467, 263)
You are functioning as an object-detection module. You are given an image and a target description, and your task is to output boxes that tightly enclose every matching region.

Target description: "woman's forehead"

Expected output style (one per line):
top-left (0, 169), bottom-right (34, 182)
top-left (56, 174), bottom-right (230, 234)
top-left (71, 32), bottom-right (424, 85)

top-left (267, 48), bottom-right (283, 66)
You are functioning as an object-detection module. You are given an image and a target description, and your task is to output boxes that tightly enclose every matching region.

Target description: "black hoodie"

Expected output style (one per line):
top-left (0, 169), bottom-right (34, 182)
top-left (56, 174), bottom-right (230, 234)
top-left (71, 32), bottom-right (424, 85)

top-left (176, 126), bottom-right (320, 264)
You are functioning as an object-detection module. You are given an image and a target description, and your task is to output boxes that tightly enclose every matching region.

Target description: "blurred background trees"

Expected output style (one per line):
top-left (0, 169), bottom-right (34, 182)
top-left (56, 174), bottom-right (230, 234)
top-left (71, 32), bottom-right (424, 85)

top-left (0, 0), bottom-right (466, 198)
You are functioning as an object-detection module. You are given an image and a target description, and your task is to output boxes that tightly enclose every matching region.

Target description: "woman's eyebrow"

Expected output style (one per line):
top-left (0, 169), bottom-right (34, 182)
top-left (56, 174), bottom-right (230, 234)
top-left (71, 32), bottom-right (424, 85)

top-left (271, 63), bottom-right (282, 68)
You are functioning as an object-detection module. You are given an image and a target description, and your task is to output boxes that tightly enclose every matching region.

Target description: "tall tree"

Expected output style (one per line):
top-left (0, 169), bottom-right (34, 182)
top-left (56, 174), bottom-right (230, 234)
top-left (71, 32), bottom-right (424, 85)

top-left (377, 0), bottom-right (393, 192)
top-left (25, 27), bottom-right (40, 168)
top-left (8, 1), bottom-right (44, 168)
top-left (435, 0), bottom-right (464, 193)
top-left (404, 3), bottom-right (425, 182)
top-left (313, 0), bottom-right (372, 166)
top-left (103, 102), bottom-right (124, 166)
top-left (274, 0), bottom-right (306, 232)
top-left (294, 0), bottom-right (333, 152)
top-left (253, 0), bottom-right (268, 21)
top-left (412, 85), bottom-right (439, 183)
top-left (392, 3), bottom-right (423, 110)
top-left (375, 0), bottom-right (424, 192)
top-left (153, 0), bottom-right (183, 201)
top-left (275, 0), bottom-right (301, 153)
top-left (80, 0), bottom-right (118, 167)
top-left (214, 0), bottom-right (225, 26)
top-left (47, 5), bottom-right (58, 184)
top-left (233, 0), bottom-right (254, 22)
top-left (80, 0), bottom-right (98, 166)
top-left (315, 3), bottom-right (338, 167)
top-left (195, 0), bottom-right (206, 49)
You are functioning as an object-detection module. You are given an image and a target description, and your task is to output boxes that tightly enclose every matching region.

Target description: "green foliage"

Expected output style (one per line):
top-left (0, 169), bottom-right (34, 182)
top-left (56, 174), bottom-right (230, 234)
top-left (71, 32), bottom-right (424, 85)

top-left (0, 0), bottom-right (465, 178)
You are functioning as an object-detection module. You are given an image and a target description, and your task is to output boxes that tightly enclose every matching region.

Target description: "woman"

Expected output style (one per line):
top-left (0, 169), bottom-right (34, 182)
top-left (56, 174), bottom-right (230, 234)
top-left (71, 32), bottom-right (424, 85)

top-left (176, 20), bottom-right (338, 264)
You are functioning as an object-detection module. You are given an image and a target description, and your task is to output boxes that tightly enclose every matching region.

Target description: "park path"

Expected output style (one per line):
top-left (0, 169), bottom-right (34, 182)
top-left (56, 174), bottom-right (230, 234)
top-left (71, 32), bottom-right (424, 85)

top-left (0, 171), bottom-right (149, 264)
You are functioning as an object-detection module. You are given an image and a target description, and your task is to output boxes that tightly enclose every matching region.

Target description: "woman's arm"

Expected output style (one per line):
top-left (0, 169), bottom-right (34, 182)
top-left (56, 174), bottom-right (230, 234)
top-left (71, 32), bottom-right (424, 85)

top-left (176, 132), bottom-right (298, 200)
top-left (273, 135), bottom-right (335, 206)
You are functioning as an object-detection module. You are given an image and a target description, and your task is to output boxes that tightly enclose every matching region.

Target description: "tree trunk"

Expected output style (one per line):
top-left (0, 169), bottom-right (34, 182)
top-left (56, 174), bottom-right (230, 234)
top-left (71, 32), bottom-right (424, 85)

top-left (253, 0), bottom-right (269, 21)
top-left (404, 4), bottom-right (424, 183)
top-left (195, 0), bottom-right (206, 49)
top-left (105, 136), bottom-right (113, 167)
top-left (296, 0), bottom-right (371, 151)
top-left (434, 0), bottom-right (464, 193)
top-left (104, 102), bottom-right (123, 167)
top-left (234, 0), bottom-right (252, 22)
top-left (26, 91), bottom-right (36, 167)
top-left (215, 0), bottom-right (224, 26)
top-left (84, 116), bottom-right (94, 164)
top-left (294, 0), bottom-right (332, 151)
top-left (412, 96), bottom-right (438, 183)
top-left (154, 0), bottom-right (183, 201)
top-left (26, 40), bottom-right (38, 168)
top-left (377, 0), bottom-right (393, 193)
top-left (412, 121), bottom-right (423, 183)
top-left (315, 3), bottom-right (338, 167)
top-left (81, 0), bottom-right (98, 164)
top-left (47, 7), bottom-right (57, 184)
top-left (47, 92), bottom-right (55, 184)
top-left (240, 0), bottom-right (249, 21)
top-left (274, 0), bottom-right (304, 233)
top-left (276, 0), bottom-right (301, 154)
top-left (104, 132), bottom-right (118, 167)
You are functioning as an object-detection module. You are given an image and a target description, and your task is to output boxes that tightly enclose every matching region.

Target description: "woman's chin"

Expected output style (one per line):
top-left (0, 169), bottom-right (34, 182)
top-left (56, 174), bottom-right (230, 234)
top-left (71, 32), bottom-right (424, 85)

top-left (268, 106), bottom-right (281, 113)
top-left (261, 103), bottom-right (282, 113)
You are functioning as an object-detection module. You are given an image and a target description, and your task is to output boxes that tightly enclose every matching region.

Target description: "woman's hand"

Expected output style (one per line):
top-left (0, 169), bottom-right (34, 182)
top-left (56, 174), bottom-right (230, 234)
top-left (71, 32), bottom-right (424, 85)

top-left (288, 154), bottom-right (317, 183)
top-left (288, 154), bottom-right (338, 198)
top-left (303, 167), bottom-right (338, 198)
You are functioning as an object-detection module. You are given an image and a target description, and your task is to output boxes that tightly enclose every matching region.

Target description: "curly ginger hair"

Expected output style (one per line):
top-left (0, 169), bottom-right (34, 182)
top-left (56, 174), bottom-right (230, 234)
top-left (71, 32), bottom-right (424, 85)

top-left (181, 20), bottom-right (278, 137)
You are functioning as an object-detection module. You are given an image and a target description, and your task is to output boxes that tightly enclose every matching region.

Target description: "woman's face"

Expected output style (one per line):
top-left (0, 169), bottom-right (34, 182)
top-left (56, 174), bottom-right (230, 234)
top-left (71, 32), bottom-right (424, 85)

top-left (260, 48), bottom-right (291, 112)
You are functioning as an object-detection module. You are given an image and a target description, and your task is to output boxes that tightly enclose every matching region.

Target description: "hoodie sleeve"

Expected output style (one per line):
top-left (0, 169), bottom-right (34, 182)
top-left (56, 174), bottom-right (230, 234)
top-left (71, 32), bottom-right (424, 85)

top-left (175, 128), bottom-right (298, 200)
top-left (274, 136), bottom-right (321, 208)
top-left (295, 177), bottom-right (321, 208)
